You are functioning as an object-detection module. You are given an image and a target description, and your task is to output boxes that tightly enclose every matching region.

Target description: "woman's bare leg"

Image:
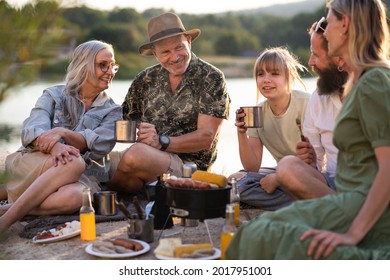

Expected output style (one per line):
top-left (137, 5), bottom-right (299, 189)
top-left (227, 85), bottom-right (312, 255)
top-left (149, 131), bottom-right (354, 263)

top-left (29, 182), bottom-right (84, 216)
top-left (0, 156), bottom-right (85, 234)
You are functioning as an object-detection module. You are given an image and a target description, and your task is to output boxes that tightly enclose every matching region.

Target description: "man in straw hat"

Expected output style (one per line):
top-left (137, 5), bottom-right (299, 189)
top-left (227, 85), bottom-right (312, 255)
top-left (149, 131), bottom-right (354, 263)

top-left (108, 12), bottom-right (230, 193)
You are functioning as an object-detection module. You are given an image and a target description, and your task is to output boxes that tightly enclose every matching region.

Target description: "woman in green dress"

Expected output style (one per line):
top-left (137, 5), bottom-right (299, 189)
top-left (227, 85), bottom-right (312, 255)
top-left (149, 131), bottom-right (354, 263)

top-left (226, 0), bottom-right (390, 260)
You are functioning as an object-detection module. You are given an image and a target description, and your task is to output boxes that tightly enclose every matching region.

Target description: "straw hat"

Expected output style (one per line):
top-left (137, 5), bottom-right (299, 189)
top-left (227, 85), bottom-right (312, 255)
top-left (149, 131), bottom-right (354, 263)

top-left (139, 12), bottom-right (201, 56)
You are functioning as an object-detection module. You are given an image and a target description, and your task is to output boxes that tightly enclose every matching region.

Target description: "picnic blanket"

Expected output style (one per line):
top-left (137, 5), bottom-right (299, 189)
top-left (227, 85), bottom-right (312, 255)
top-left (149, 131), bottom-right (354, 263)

top-left (19, 193), bottom-right (148, 239)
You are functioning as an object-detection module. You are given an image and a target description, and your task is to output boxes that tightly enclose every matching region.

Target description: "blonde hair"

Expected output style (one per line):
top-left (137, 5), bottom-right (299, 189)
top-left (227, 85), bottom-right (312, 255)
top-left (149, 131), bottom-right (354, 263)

top-left (253, 47), bottom-right (307, 103)
top-left (327, 0), bottom-right (390, 71)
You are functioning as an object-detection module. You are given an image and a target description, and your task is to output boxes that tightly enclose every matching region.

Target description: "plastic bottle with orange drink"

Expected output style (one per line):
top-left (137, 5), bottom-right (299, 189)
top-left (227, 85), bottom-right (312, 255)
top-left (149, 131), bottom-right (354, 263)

top-left (220, 204), bottom-right (237, 260)
top-left (80, 186), bottom-right (96, 241)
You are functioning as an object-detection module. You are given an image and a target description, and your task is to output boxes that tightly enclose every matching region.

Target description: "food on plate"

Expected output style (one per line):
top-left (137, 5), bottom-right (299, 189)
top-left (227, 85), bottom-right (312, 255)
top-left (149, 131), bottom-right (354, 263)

top-left (154, 238), bottom-right (215, 259)
top-left (191, 171), bottom-right (228, 188)
top-left (154, 237), bottom-right (182, 257)
top-left (175, 243), bottom-right (214, 258)
top-left (181, 248), bottom-right (216, 259)
top-left (111, 238), bottom-right (144, 251)
top-left (92, 241), bottom-right (118, 254)
top-left (91, 238), bottom-right (144, 254)
top-left (34, 220), bottom-right (80, 240)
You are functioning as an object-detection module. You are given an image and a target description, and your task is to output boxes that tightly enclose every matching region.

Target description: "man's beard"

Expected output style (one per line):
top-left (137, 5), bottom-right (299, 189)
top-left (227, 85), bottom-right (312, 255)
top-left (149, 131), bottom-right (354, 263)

top-left (312, 64), bottom-right (348, 95)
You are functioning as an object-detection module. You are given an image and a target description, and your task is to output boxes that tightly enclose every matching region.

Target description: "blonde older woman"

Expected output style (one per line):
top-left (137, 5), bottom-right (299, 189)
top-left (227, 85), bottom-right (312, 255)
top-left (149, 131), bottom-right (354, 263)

top-left (0, 40), bottom-right (122, 234)
top-left (227, 0), bottom-right (390, 260)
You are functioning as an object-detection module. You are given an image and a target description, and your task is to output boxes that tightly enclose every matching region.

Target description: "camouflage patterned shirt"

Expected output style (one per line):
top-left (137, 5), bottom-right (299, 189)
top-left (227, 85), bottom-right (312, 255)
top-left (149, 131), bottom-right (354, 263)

top-left (122, 53), bottom-right (230, 170)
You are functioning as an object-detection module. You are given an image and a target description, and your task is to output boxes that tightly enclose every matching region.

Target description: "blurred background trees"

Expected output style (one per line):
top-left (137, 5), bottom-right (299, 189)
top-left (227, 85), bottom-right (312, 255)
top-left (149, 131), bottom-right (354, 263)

top-left (1, 0), bottom-right (390, 102)
top-left (0, 0), bottom-right (72, 102)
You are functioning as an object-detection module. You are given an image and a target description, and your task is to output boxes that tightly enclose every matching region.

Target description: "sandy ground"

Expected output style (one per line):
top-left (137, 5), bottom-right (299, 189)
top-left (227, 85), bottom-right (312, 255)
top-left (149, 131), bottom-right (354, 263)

top-left (0, 150), bottom-right (263, 260)
top-left (0, 210), bottom-right (263, 260)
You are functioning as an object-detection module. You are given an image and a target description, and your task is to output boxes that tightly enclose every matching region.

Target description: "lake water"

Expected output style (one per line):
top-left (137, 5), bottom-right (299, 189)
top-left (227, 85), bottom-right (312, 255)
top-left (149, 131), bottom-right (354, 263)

top-left (0, 77), bottom-right (317, 176)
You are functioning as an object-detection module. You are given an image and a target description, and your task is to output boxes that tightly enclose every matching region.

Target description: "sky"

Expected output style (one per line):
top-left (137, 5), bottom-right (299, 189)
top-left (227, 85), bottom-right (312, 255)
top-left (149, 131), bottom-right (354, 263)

top-left (8, 0), bottom-right (306, 14)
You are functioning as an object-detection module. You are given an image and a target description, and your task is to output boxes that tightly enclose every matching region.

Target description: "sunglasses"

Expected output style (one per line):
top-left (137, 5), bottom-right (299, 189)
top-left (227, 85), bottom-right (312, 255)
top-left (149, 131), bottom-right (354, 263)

top-left (95, 62), bottom-right (120, 73)
top-left (315, 17), bottom-right (327, 33)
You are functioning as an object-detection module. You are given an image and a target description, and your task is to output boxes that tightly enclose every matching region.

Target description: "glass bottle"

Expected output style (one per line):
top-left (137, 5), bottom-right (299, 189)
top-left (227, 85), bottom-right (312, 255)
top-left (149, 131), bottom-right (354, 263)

top-left (220, 203), bottom-right (237, 260)
top-left (230, 177), bottom-right (240, 226)
top-left (152, 175), bottom-right (173, 230)
top-left (80, 186), bottom-right (96, 241)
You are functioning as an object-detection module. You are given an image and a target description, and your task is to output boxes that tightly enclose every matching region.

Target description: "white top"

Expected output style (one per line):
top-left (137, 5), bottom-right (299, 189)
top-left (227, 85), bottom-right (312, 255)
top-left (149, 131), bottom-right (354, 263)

top-left (303, 90), bottom-right (342, 177)
top-left (247, 89), bottom-right (311, 164)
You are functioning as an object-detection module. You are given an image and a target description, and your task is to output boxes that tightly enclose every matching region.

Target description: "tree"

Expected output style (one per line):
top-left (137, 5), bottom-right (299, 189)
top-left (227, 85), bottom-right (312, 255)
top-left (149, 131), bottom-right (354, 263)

top-left (87, 23), bottom-right (139, 52)
top-left (108, 7), bottom-right (141, 23)
top-left (0, 0), bottom-right (69, 102)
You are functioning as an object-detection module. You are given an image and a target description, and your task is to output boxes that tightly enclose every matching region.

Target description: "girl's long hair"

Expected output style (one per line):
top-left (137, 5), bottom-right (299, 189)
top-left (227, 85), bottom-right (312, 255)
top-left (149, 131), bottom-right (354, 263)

top-left (253, 46), bottom-right (307, 104)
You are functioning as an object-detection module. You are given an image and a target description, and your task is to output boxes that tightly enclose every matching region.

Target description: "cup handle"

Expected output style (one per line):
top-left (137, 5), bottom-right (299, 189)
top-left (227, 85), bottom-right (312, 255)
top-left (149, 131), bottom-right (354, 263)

top-left (134, 222), bottom-right (143, 235)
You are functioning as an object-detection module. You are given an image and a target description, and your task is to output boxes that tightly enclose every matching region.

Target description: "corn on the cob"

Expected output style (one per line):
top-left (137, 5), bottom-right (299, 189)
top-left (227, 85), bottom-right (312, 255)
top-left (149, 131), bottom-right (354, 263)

top-left (191, 170), bottom-right (228, 188)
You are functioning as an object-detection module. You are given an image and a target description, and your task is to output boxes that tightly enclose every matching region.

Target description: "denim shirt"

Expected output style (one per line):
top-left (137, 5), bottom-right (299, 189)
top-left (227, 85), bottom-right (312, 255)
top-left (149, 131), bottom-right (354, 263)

top-left (19, 85), bottom-right (122, 182)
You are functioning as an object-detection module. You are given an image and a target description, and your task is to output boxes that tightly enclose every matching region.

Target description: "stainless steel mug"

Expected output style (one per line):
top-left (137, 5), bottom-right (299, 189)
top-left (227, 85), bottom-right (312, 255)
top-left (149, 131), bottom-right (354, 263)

top-left (93, 191), bottom-right (117, 216)
top-left (240, 106), bottom-right (263, 128)
top-left (115, 120), bottom-right (137, 143)
top-left (127, 214), bottom-right (154, 243)
top-left (182, 162), bottom-right (197, 178)
top-left (180, 218), bottom-right (199, 227)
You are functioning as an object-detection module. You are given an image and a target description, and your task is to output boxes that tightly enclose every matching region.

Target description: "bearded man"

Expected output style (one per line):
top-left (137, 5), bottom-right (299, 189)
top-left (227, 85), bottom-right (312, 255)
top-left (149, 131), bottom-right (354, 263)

top-left (276, 18), bottom-right (348, 199)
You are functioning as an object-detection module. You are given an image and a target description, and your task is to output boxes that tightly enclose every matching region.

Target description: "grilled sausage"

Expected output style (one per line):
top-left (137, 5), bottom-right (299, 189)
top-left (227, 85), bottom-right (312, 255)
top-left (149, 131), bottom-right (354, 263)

top-left (111, 238), bottom-right (143, 251)
top-left (165, 178), bottom-right (211, 190)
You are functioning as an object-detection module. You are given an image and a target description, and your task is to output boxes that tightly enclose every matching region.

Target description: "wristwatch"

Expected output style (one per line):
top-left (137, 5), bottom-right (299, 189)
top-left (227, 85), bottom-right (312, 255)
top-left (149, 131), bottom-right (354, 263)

top-left (159, 134), bottom-right (170, 151)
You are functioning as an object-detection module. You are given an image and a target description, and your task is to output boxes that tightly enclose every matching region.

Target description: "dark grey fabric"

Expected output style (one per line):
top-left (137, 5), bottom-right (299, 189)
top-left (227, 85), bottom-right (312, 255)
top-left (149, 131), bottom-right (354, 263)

top-left (237, 168), bottom-right (294, 211)
top-left (19, 193), bottom-right (146, 239)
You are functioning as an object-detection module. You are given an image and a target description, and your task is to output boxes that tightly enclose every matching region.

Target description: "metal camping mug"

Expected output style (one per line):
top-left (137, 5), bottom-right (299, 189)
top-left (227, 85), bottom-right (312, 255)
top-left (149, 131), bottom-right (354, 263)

top-left (240, 106), bottom-right (263, 128)
top-left (127, 214), bottom-right (154, 243)
top-left (93, 191), bottom-right (117, 216)
top-left (180, 218), bottom-right (199, 227)
top-left (115, 120), bottom-right (137, 143)
top-left (182, 162), bottom-right (197, 178)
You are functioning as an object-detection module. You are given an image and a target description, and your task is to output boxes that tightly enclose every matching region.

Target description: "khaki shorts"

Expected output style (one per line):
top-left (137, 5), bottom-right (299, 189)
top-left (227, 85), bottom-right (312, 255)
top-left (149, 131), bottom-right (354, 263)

top-left (5, 151), bottom-right (100, 203)
top-left (108, 149), bottom-right (184, 179)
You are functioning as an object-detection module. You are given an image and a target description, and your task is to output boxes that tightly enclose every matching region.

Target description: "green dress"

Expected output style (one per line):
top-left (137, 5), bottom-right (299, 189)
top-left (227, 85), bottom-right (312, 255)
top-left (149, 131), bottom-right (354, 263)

top-left (226, 67), bottom-right (390, 259)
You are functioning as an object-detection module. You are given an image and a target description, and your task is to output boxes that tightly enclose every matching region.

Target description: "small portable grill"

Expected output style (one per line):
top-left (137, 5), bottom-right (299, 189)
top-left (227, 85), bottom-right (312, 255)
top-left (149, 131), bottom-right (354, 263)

top-left (164, 184), bottom-right (231, 221)
top-left (150, 176), bottom-right (231, 234)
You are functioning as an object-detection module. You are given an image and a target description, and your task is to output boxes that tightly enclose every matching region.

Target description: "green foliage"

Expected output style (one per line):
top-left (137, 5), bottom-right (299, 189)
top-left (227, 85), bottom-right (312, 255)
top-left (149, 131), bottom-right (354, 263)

top-left (108, 7), bottom-right (142, 23)
top-left (2, 0), bottom-right (390, 100)
top-left (0, 0), bottom-right (71, 101)
top-left (61, 5), bottom-right (106, 31)
top-left (87, 23), bottom-right (137, 52)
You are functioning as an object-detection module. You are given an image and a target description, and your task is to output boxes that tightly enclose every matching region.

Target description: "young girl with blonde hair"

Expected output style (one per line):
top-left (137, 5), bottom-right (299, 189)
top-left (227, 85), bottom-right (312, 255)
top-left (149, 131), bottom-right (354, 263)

top-left (232, 46), bottom-right (311, 210)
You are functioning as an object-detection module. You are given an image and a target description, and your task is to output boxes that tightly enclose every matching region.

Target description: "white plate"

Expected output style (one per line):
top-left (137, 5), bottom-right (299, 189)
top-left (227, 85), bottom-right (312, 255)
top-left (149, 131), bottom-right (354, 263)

top-left (155, 248), bottom-right (221, 260)
top-left (32, 229), bottom-right (81, 244)
top-left (85, 239), bottom-right (150, 259)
